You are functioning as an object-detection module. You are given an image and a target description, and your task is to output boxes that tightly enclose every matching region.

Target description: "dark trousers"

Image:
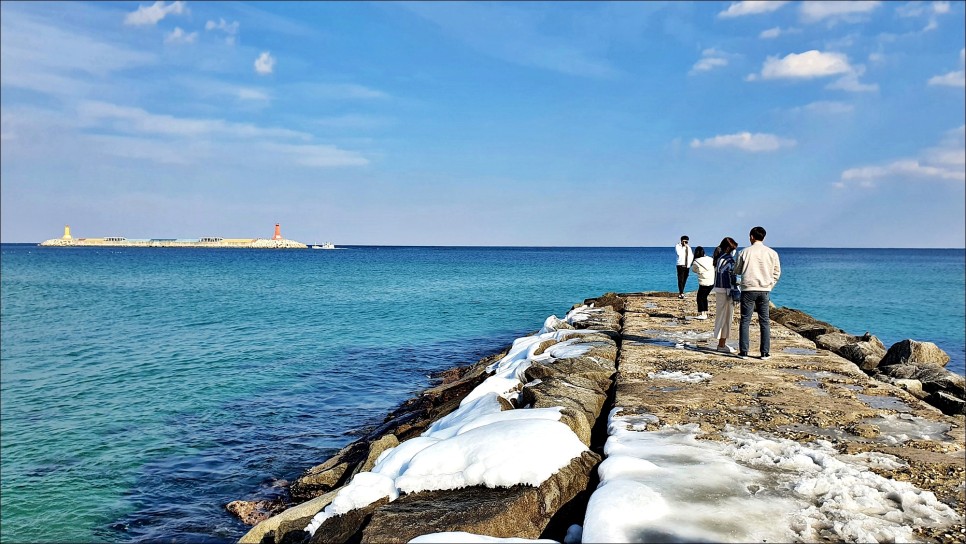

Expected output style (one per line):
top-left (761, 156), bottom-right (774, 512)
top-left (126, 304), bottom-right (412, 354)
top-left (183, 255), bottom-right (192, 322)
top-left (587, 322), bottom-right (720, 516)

top-left (676, 265), bottom-right (689, 294)
top-left (696, 285), bottom-right (713, 312)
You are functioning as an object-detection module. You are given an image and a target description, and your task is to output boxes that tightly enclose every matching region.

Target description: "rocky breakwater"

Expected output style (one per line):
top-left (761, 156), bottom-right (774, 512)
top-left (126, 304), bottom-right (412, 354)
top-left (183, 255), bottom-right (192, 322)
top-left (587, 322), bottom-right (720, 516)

top-left (237, 302), bottom-right (622, 544)
top-left (231, 291), bottom-right (964, 543)
top-left (770, 307), bottom-right (965, 416)
top-left (592, 292), bottom-right (963, 542)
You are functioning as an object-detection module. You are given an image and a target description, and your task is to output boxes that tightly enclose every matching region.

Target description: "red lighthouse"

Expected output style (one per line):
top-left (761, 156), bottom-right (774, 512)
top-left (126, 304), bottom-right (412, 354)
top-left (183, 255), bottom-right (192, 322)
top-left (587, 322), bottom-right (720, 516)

top-left (273, 223), bottom-right (283, 240)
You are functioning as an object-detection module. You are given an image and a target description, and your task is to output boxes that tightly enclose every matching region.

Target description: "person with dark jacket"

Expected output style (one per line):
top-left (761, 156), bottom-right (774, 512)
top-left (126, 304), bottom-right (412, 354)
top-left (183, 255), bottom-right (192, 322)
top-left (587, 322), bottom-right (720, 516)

top-left (712, 237), bottom-right (739, 353)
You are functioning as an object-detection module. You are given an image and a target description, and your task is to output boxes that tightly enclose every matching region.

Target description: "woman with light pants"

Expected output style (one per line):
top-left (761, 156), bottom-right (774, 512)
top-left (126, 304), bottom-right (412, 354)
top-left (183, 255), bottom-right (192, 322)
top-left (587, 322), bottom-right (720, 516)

top-left (711, 237), bottom-right (739, 353)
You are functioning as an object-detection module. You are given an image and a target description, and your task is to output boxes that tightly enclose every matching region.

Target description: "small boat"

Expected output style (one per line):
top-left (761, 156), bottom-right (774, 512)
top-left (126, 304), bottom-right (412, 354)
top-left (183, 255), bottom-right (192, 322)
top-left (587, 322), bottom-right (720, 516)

top-left (312, 242), bottom-right (338, 250)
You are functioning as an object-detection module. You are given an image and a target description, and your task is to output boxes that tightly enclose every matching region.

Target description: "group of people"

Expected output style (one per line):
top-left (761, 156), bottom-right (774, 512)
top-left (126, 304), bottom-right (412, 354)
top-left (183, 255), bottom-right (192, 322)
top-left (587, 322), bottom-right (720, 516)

top-left (674, 227), bottom-right (781, 359)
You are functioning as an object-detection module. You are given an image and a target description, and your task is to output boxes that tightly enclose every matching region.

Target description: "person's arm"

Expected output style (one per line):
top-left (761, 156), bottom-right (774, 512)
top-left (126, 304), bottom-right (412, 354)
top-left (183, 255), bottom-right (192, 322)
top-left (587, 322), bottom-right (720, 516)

top-left (733, 251), bottom-right (745, 277)
top-left (772, 253), bottom-right (781, 284)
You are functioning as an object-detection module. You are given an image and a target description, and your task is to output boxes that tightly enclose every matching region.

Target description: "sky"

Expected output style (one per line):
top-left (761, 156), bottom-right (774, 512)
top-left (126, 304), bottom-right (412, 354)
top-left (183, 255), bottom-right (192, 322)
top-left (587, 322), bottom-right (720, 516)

top-left (1, 1), bottom-right (964, 247)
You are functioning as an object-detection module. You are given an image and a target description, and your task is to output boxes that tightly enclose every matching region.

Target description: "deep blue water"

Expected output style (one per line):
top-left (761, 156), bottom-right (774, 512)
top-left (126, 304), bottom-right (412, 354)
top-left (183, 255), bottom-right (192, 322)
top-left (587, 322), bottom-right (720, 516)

top-left (1, 245), bottom-right (963, 543)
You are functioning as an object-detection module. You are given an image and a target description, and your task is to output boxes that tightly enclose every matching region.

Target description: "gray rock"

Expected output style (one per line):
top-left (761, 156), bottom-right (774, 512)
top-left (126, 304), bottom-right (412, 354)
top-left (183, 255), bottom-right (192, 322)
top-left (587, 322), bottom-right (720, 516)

top-left (359, 451), bottom-right (601, 543)
top-left (520, 376), bottom-right (608, 445)
top-left (307, 497), bottom-right (391, 544)
top-left (838, 336), bottom-right (887, 371)
top-left (770, 307), bottom-right (843, 340)
top-left (880, 339), bottom-right (951, 367)
top-left (925, 391), bottom-right (966, 416)
top-left (348, 434), bottom-right (400, 480)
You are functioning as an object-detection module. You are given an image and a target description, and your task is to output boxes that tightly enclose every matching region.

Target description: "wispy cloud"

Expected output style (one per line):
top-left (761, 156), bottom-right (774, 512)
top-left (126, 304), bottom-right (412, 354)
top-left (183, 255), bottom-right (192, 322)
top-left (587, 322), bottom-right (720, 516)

top-left (827, 67), bottom-right (879, 92)
top-left (760, 27), bottom-right (782, 39)
top-left (897, 1), bottom-right (951, 32)
top-left (286, 83), bottom-right (390, 101)
top-left (799, 1), bottom-right (881, 24)
top-left (792, 100), bottom-right (855, 115)
top-left (718, 1), bottom-right (789, 18)
top-left (400, 2), bottom-right (620, 78)
top-left (205, 18), bottom-right (240, 46)
top-left (689, 48), bottom-right (730, 74)
top-left (928, 48), bottom-right (965, 88)
top-left (265, 143), bottom-right (370, 167)
top-left (690, 132), bottom-right (796, 152)
top-left (0, 9), bottom-right (155, 97)
top-left (837, 125), bottom-right (965, 187)
top-left (124, 1), bottom-right (186, 27)
top-left (76, 101), bottom-right (309, 140)
top-left (254, 52), bottom-right (276, 75)
top-left (164, 27), bottom-right (197, 45)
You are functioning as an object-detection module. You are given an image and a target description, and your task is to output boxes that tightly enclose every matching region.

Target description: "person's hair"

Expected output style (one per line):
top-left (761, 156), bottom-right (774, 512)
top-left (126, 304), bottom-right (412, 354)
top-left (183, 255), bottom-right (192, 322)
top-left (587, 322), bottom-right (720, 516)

top-left (750, 226), bottom-right (766, 242)
top-left (713, 236), bottom-right (738, 264)
top-left (693, 246), bottom-right (705, 259)
top-left (681, 235), bottom-right (689, 242)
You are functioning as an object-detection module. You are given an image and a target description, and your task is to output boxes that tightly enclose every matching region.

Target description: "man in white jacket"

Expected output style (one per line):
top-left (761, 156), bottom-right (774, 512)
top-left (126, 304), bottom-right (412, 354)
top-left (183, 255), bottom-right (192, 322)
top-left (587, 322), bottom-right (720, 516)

top-left (734, 226), bottom-right (781, 360)
top-left (674, 235), bottom-right (692, 299)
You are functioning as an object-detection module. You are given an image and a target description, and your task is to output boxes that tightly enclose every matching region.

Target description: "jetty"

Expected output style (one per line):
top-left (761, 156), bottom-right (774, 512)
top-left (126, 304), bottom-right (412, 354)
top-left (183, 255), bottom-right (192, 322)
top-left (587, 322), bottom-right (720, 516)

top-left (232, 292), bottom-right (965, 544)
top-left (38, 224), bottom-right (307, 249)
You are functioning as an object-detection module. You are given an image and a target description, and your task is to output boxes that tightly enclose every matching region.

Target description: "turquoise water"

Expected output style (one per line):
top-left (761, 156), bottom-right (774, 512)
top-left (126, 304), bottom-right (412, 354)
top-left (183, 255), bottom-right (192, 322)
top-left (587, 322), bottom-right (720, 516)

top-left (1, 245), bottom-right (963, 543)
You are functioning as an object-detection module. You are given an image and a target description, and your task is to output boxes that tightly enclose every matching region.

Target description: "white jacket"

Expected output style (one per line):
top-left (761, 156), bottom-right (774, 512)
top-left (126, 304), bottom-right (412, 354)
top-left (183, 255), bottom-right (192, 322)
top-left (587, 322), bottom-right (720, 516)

top-left (735, 242), bottom-right (781, 291)
top-left (691, 256), bottom-right (714, 286)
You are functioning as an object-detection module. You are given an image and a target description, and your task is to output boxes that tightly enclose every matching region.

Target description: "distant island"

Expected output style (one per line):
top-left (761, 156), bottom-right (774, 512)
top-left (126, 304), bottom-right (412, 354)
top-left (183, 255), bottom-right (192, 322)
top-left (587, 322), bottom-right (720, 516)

top-left (39, 224), bottom-right (308, 249)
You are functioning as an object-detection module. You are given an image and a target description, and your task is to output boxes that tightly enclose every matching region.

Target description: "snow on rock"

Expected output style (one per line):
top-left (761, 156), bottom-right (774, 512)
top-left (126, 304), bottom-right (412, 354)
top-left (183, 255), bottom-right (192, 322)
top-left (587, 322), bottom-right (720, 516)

top-left (306, 306), bottom-right (606, 536)
top-left (582, 407), bottom-right (961, 543)
top-left (646, 370), bottom-right (712, 383)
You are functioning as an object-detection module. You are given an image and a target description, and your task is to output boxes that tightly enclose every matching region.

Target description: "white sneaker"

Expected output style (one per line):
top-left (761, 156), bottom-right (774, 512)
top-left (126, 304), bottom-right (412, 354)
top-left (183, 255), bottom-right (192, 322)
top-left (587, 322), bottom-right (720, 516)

top-left (694, 314), bottom-right (707, 320)
top-left (717, 345), bottom-right (737, 354)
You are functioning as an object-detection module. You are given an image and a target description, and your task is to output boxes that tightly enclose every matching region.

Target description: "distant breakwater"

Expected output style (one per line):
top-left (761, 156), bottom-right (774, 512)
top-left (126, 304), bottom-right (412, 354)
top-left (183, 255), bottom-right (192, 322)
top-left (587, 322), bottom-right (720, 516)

top-left (39, 238), bottom-right (308, 249)
top-left (228, 292), bottom-right (965, 544)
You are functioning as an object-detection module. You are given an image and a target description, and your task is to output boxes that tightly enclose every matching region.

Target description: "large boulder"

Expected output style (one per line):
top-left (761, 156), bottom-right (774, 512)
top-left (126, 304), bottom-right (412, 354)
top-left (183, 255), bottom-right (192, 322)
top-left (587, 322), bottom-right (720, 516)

top-left (837, 335), bottom-right (886, 371)
top-left (770, 307), bottom-right (843, 340)
top-left (880, 340), bottom-right (951, 367)
top-left (358, 451), bottom-right (601, 543)
top-left (814, 332), bottom-right (856, 352)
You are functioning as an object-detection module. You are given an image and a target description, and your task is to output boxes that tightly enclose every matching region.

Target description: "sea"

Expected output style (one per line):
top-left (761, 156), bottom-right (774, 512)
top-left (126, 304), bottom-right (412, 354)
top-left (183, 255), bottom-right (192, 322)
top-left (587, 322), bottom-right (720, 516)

top-left (1, 245), bottom-right (963, 543)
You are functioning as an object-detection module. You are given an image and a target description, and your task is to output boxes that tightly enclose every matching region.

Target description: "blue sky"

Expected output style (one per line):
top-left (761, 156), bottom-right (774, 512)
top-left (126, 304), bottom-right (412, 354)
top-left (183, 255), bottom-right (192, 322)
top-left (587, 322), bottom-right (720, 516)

top-left (1, 1), bottom-right (963, 247)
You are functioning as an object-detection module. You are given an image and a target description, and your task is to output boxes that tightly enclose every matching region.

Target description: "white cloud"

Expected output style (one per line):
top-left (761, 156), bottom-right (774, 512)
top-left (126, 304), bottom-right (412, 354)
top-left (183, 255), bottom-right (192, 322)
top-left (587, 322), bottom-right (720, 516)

top-left (794, 101), bottom-right (855, 115)
top-left (164, 27), bottom-right (197, 45)
top-left (799, 1), bottom-right (881, 23)
top-left (928, 49), bottom-right (965, 88)
top-left (758, 50), bottom-right (852, 79)
top-left (689, 48), bottom-right (729, 74)
top-left (124, 1), bottom-right (186, 27)
top-left (718, 1), bottom-right (789, 18)
top-left (837, 125), bottom-right (965, 187)
top-left (690, 132), bottom-right (796, 152)
top-left (254, 51), bottom-right (275, 75)
top-left (206, 18), bottom-right (240, 45)
top-left (760, 27), bottom-right (782, 39)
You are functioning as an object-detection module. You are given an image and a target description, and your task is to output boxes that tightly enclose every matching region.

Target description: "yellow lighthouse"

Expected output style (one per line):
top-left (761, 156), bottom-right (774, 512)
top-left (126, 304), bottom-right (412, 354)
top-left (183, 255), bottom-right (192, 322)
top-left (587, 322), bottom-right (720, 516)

top-left (62, 225), bottom-right (73, 240)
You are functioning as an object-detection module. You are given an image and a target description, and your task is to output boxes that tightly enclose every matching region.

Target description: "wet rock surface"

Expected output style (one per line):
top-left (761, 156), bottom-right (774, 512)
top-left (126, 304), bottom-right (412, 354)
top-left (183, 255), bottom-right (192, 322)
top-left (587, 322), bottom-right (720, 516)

top-left (617, 292), bottom-right (965, 542)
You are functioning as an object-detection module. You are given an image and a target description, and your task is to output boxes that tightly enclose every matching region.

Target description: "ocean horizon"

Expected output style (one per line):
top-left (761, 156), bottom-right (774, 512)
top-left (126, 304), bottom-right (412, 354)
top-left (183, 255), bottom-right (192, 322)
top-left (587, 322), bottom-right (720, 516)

top-left (1, 244), bottom-right (963, 543)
